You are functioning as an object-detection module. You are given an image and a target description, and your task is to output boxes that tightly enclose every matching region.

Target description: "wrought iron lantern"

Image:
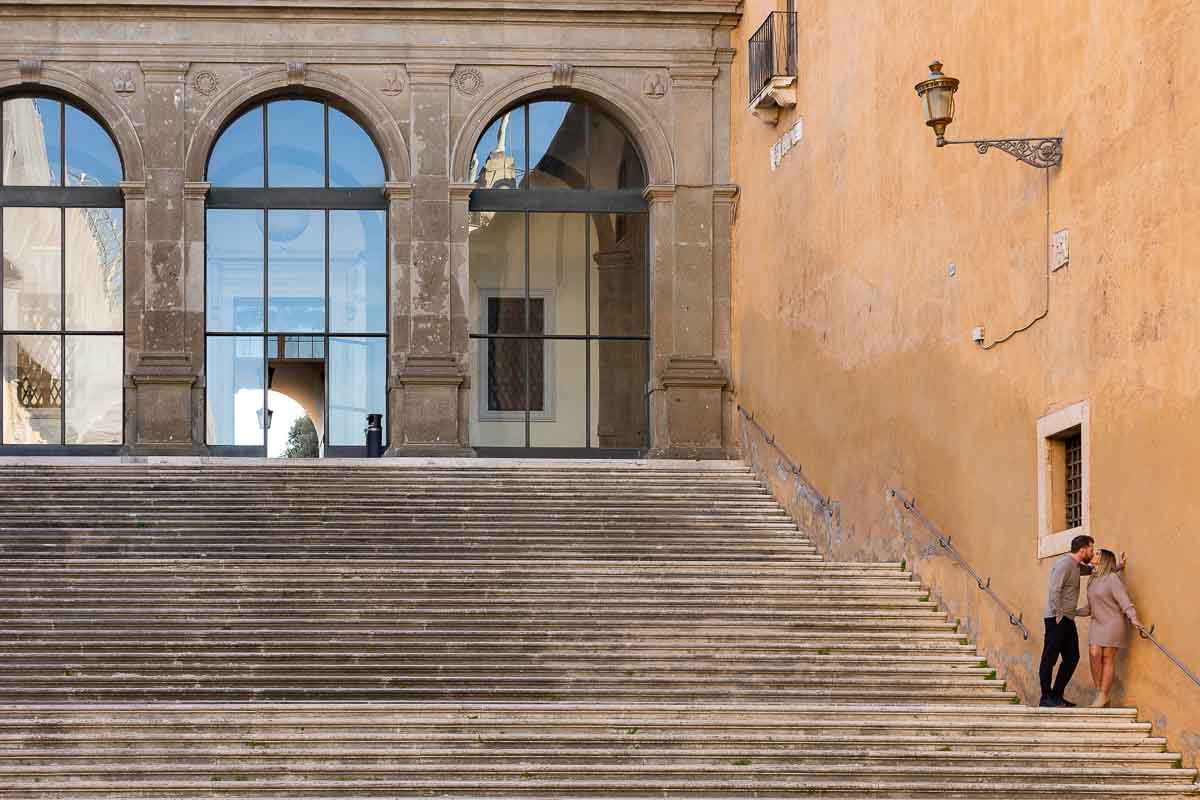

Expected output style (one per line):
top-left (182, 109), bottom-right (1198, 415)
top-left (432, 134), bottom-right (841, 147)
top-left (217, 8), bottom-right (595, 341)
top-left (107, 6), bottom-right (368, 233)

top-left (914, 60), bottom-right (958, 147)
top-left (914, 60), bottom-right (1063, 169)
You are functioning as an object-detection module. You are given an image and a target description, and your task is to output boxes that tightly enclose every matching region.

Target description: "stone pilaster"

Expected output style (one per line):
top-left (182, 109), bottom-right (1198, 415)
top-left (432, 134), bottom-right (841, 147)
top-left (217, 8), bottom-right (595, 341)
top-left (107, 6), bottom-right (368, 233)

top-left (389, 64), bottom-right (472, 455)
top-left (127, 62), bottom-right (203, 454)
top-left (643, 62), bottom-right (733, 458)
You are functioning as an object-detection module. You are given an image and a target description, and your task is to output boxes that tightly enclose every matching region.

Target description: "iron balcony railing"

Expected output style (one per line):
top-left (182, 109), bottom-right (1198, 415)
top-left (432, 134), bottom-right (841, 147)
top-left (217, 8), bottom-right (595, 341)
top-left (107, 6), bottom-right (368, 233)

top-left (748, 11), bottom-right (798, 101)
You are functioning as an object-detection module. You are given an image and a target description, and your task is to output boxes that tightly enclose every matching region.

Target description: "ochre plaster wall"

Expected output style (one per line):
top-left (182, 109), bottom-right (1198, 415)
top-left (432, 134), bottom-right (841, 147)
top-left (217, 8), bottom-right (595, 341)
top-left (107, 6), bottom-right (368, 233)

top-left (732, 0), bottom-right (1200, 764)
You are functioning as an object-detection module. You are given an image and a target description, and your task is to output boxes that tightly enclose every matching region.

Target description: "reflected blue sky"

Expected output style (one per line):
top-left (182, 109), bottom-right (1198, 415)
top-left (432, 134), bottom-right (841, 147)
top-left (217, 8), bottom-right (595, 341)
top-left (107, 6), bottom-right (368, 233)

top-left (65, 106), bottom-right (121, 186)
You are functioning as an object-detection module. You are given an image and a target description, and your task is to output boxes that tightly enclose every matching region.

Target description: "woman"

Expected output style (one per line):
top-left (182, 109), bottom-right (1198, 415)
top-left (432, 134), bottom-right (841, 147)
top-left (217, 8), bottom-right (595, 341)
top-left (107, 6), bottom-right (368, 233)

top-left (1082, 549), bottom-right (1144, 707)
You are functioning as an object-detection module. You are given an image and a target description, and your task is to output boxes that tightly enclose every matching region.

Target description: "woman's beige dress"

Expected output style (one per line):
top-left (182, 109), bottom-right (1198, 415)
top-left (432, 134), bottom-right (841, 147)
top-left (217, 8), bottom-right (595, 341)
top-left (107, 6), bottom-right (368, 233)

top-left (1085, 573), bottom-right (1142, 648)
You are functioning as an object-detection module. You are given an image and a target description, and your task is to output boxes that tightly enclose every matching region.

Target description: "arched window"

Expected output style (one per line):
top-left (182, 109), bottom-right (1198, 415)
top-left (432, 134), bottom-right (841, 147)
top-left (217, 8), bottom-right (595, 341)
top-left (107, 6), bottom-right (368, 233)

top-left (467, 98), bottom-right (649, 454)
top-left (0, 96), bottom-right (124, 449)
top-left (204, 98), bottom-right (387, 457)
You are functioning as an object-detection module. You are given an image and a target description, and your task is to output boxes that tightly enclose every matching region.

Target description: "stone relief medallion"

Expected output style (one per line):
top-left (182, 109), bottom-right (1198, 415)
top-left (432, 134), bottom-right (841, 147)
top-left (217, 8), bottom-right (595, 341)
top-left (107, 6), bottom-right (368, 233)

top-left (643, 73), bottom-right (667, 99)
top-left (454, 67), bottom-right (483, 96)
top-left (192, 70), bottom-right (219, 97)
top-left (381, 71), bottom-right (405, 96)
top-left (113, 69), bottom-right (136, 94)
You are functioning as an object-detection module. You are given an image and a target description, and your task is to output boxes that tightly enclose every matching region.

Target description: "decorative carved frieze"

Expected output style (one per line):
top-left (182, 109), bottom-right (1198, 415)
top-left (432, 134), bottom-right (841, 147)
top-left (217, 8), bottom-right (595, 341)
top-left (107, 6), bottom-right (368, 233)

top-left (552, 63), bottom-right (575, 87)
top-left (17, 58), bottom-right (42, 84)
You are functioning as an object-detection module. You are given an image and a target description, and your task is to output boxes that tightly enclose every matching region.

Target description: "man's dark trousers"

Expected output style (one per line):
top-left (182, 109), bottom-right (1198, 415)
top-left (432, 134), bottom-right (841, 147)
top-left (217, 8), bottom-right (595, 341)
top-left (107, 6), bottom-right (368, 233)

top-left (1040, 616), bottom-right (1080, 700)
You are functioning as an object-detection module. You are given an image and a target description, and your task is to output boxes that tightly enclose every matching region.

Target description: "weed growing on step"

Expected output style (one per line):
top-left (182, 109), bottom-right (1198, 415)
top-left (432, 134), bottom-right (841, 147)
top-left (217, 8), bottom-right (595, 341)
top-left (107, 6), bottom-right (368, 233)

top-left (732, 759), bottom-right (752, 766)
top-left (624, 728), bottom-right (639, 735)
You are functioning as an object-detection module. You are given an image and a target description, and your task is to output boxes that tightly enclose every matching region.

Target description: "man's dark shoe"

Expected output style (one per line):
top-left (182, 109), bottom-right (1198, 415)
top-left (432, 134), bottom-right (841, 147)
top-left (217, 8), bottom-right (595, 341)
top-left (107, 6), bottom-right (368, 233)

top-left (1056, 697), bottom-right (1077, 708)
top-left (1039, 695), bottom-right (1062, 707)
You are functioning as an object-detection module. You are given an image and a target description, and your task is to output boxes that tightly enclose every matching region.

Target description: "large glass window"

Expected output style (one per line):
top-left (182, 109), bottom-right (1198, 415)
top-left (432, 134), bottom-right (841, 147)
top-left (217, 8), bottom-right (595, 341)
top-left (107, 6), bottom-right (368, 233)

top-left (204, 98), bottom-right (386, 457)
top-left (1, 96), bottom-right (124, 447)
top-left (468, 99), bottom-right (649, 452)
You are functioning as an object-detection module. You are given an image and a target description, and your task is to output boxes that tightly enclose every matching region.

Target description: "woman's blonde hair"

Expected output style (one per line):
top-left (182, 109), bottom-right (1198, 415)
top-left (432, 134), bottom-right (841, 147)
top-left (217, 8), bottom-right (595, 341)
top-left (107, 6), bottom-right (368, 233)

top-left (1093, 548), bottom-right (1118, 578)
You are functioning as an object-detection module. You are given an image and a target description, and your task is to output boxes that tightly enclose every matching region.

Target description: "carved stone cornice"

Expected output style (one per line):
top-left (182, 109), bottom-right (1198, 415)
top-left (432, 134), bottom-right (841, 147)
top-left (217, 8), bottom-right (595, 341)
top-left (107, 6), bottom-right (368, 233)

top-left (406, 62), bottom-right (456, 86)
top-left (669, 64), bottom-right (719, 88)
top-left (396, 354), bottom-right (466, 387)
top-left (712, 184), bottom-right (739, 204)
top-left (449, 182), bottom-right (476, 202)
top-left (642, 184), bottom-right (676, 205)
top-left (592, 249), bottom-right (635, 271)
top-left (133, 351), bottom-right (196, 378)
top-left (660, 356), bottom-right (728, 389)
top-left (385, 181), bottom-right (413, 202)
top-left (182, 181), bottom-right (210, 200)
top-left (140, 61), bottom-right (189, 84)
top-left (119, 180), bottom-right (147, 201)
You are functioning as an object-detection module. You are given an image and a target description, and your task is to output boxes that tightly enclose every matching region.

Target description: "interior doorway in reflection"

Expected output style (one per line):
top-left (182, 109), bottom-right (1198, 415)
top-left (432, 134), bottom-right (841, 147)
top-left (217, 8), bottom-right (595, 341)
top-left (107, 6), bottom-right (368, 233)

top-left (267, 335), bottom-right (325, 458)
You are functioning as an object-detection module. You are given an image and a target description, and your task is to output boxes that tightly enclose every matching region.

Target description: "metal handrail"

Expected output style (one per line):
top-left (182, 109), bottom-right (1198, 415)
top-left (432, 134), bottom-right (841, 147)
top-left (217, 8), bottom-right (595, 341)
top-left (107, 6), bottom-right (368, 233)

top-left (889, 489), bottom-right (1031, 641)
top-left (736, 405), bottom-right (830, 509)
top-left (1138, 625), bottom-right (1200, 692)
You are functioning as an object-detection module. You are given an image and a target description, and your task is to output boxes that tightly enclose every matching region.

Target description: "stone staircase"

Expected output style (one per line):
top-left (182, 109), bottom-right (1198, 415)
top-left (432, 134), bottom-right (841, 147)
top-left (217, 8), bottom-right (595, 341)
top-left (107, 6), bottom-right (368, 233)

top-left (0, 458), bottom-right (1194, 798)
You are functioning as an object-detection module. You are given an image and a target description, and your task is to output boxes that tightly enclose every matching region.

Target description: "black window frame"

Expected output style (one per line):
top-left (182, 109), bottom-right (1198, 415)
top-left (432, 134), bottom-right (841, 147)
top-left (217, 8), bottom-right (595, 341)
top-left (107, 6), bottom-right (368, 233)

top-left (468, 98), bottom-right (652, 458)
top-left (203, 97), bottom-right (389, 459)
top-left (0, 94), bottom-right (126, 455)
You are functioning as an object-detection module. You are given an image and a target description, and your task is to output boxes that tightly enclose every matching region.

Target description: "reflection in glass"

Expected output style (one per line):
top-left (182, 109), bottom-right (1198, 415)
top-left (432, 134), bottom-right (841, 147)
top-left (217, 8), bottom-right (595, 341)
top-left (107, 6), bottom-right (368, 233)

top-left (529, 101), bottom-right (587, 189)
top-left (468, 211), bottom-right (524, 333)
top-left (206, 210), bottom-right (264, 332)
top-left (592, 339), bottom-right (648, 449)
top-left (531, 339), bottom-right (584, 448)
top-left (330, 210), bottom-right (386, 333)
top-left (65, 208), bottom-right (124, 331)
top-left (328, 108), bottom-right (384, 187)
top-left (1, 98), bottom-right (61, 186)
top-left (487, 303), bottom-right (544, 413)
top-left (207, 107), bottom-right (264, 188)
top-left (65, 107), bottom-right (121, 186)
top-left (205, 336), bottom-right (264, 447)
top-left (3, 207), bottom-right (62, 331)
top-left (530, 213), bottom-right (584, 334)
top-left (267, 210), bottom-right (325, 332)
top-left (589, 213), bottom-right (648, 336)
top-left (471, 338), bottom-right (525, 447)
top-left (589, 110), bottom-right (645, 190)
top-left (267, 100), bottom-right (325, 187)
top-left (65, 335), bottom-right (122, 444)
top-left (328, 336), bottom-right (386, 446)
top-left (471, 110), bottom-right (525, 190)
top-left (2, 334), bottom-right (62, 444)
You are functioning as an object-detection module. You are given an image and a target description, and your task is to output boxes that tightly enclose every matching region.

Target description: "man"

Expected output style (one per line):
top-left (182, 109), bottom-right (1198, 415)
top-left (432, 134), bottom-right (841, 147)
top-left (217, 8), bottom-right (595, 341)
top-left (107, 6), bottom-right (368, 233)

top-left (1039, 534), bottom-right (1126, 707)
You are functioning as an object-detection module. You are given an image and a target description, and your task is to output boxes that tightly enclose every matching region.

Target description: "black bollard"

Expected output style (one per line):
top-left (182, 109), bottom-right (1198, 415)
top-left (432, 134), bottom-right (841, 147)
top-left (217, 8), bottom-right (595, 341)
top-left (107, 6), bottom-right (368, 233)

top-left (365, 413), bottom-right (383, 458)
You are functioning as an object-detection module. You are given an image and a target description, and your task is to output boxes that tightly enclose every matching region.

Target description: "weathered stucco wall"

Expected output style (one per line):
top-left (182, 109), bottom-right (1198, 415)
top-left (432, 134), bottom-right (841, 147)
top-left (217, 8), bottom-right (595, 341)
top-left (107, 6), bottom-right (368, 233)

top-left (732, 0), bottom-right (1200, 765)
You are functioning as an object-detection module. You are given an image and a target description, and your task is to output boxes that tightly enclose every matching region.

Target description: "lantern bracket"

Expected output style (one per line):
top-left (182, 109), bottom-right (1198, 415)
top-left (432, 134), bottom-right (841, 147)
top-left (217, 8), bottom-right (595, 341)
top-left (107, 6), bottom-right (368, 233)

top-left (942, 136), bottom-right (1063, 169)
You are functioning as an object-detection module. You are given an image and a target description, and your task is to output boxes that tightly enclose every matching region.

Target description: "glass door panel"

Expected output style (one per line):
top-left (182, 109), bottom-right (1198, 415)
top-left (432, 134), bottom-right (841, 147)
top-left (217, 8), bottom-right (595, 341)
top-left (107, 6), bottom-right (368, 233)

top-left (205, 336), bottom-right (265, 448)
top-left (267, 210), bottom-right (325, 333)
top-left (327, 336), bottom-right (386, 447)
top-left (531, 339), bottom-right (586, 448)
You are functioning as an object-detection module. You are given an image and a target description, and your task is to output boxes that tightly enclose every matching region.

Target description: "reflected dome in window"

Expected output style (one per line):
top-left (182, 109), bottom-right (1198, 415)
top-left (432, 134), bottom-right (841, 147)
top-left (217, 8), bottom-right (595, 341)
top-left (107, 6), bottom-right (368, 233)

top-left (470, 98), bottom-right (646, 192)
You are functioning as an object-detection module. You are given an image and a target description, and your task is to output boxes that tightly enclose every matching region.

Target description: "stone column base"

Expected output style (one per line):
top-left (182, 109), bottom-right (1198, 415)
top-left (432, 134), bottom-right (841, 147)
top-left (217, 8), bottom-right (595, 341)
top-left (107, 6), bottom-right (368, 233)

top-left (648, 356), bottom-right (734, 460)
top-left (385, 355), bottom-right (476, 457)
top-left (125, 352), bottom-right (207, 455)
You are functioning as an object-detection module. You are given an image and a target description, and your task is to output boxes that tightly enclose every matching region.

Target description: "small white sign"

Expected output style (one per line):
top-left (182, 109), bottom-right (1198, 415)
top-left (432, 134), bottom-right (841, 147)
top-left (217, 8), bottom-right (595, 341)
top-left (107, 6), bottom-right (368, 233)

top-left (1051, 228), bottom-right (1069, 271)
top-left (770, 117), bottom-right (804, 171)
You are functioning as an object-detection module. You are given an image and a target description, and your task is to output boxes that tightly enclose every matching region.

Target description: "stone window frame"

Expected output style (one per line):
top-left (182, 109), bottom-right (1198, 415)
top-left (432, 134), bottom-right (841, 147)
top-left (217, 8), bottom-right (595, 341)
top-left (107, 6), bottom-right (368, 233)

top-left (1037, 400), bottom-right (1090, 558)
top-left (475, 286), bottom-right (557, 423)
